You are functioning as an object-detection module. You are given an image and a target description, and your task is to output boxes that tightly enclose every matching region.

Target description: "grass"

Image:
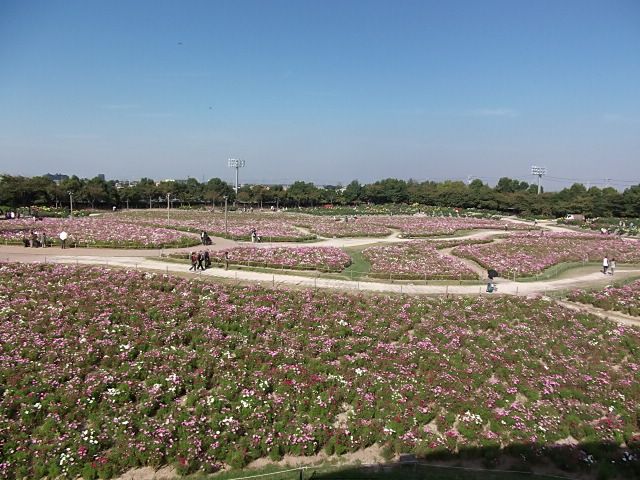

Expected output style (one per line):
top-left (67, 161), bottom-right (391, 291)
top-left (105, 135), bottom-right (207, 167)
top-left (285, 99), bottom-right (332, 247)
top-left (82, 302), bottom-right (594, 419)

top-left (340, 246), bottom-right (372, 280)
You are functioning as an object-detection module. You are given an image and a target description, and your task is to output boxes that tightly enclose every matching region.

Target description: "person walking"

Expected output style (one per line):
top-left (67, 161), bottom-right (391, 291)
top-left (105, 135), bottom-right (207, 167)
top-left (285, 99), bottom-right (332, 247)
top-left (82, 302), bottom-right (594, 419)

top-left (224, 251), bottom-right (229, 270)
top-left (602, 256), bottom-right (609, 274)
top-left (204, 250), bottom-right (211, 269)
top-left (59, 231), bottom-right (68, 249)
top-left (609, 258), bottom-right (616, 275)
top-left (189, 251), bottom-right (197, 271)
top-left (197, 251), bottom-right (205, 270)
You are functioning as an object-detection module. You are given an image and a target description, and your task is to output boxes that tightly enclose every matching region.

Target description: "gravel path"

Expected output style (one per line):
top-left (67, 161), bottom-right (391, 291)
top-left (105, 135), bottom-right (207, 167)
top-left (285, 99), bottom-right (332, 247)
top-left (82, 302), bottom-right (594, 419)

top-left (2, 220), bottom-right (639, 303)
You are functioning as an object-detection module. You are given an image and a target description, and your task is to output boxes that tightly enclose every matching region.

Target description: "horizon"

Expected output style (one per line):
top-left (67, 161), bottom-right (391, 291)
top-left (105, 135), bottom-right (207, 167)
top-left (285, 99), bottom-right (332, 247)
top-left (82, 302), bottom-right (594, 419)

top-left (1, 1), bottom-right (639, 189)
top-left (4, 170), bottom-right (636, 193)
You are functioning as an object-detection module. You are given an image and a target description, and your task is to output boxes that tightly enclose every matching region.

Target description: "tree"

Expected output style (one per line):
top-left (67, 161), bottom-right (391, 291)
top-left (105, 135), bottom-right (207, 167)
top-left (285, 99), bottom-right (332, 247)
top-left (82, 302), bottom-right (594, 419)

top-left (287, 181), bottom-right (320, 207)
top-left (364, 178), bottom-right (409, 204)
top-left (622, 185), bottom-right (640, 217)
top-left (203, 178), bottom-right (234, 207)
top-left (82, 176), bottom-right (111, 209)
top-left (134, 178), bottom-right (158, 209)
top-left (343, 180), bottom-right (363, 205)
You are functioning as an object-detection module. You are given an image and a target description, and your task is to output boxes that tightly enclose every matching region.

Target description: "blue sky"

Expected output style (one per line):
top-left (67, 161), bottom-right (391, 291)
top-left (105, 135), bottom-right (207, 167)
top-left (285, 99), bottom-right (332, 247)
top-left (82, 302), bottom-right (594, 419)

top-left (1, 0), bottom-right (639, 189)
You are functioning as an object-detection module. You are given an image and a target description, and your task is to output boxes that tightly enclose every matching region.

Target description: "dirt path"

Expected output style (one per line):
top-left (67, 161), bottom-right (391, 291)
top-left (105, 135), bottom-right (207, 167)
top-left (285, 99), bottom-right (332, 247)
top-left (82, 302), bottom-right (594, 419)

top-left (2, 221), bottom-right (639, 300)
top-left (11, 252), bottom-right (639, 299)
top-left (437, 246), bottom-right (486, 279)
top-left (554, 299), bottom-right (640, 327)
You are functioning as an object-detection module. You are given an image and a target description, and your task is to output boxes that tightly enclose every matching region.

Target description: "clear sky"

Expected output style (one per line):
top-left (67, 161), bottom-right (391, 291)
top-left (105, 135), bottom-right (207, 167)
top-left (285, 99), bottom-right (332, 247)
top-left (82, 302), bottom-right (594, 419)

top-left (1, 0), bottom-right (639, 189)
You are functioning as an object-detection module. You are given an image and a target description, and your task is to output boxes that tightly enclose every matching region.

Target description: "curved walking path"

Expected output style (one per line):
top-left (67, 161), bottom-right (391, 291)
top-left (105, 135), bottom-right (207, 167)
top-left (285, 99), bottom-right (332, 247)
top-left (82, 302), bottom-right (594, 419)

top-left (554, 299), bottom-right (640, 327)
top-left (2, 219), bottom-right (639, 301)
top-left (3, 245), bottom-right (639, 299)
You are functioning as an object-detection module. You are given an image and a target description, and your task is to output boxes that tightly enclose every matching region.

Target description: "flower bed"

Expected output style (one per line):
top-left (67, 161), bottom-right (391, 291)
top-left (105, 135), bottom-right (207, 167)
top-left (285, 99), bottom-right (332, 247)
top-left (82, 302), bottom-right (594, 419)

top-left (296, 217), bottom-right (392, 238)
top-left (0, 264), bottom-right (639, 478)
top-left (123, 211), bottom-right (315, 242)
top-left (0, 217), bottom-right (199, 248)
top-left (453, 232), bottom-right (640, 277)
top-left (568, 280), bottom-right (640, 317)
top-left (362, 241), bottom-right (478, 280)
top-left (171, 246), bottom-right (352, 272)
top-left (378, 216), bottom-right (534, 237)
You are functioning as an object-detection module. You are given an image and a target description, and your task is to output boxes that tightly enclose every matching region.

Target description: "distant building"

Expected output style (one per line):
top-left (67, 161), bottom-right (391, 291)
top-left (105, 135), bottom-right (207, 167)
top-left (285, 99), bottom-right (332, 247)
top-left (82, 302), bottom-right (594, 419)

top-left (96, 173), bottom-right (106, 181)
top-left (43, 173), bottom-right (69, 184)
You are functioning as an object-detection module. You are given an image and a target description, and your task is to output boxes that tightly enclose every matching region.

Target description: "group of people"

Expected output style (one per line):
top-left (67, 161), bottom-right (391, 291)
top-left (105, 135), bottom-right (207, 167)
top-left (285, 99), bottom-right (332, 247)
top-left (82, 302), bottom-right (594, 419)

top-left (189, 250), bottom-right (212, 271)
top-left (23, 230), bottom-right (71, 248)
top-left (602, 256), bottom-right (616, 275)
top-left (23, 230), bottom-right (48, 248)
top-left (3, 211), bottom-right (20, 219)
top-left (188, 250), bottom-right (231, 271)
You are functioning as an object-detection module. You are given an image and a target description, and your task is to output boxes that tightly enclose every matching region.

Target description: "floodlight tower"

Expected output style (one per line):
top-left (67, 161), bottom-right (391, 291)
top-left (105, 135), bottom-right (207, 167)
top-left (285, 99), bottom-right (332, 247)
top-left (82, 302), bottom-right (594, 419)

top-left (531, 166), bottom-right (547, 195)
top-left (228, 158), bottom-right (246, 196)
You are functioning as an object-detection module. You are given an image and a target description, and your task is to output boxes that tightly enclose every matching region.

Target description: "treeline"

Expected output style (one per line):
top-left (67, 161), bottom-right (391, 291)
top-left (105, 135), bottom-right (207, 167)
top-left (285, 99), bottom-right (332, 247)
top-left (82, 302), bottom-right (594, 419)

top-left (1, 174), bottom-right (639, 218)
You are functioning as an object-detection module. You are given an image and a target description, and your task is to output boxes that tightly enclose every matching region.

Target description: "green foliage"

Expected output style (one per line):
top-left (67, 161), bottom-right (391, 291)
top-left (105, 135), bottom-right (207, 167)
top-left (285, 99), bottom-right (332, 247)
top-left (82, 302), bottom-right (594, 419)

top-left (2, 173), bottom-right (638, 217)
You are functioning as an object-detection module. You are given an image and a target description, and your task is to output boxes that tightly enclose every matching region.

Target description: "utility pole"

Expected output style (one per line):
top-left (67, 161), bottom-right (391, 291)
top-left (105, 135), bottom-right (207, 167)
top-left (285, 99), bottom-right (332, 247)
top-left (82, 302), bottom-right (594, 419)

top-left (223, 195), bottom-right (228, 236)
top-left (68, 192), bottom-right (74, 217)
top-left (228, 158), bottom-right (246, 198)
top-left (531, 166), bottom-right (547, 195)
top-left (167, 193), bottom-right (171, 220)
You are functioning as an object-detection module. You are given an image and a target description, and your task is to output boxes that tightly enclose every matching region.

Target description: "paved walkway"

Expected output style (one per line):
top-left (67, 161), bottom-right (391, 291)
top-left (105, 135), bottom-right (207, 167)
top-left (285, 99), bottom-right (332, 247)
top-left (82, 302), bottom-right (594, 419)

top-left (2, 220), bottom-right (639, 299)
top-left (555, 299), bottom-right (640, 327)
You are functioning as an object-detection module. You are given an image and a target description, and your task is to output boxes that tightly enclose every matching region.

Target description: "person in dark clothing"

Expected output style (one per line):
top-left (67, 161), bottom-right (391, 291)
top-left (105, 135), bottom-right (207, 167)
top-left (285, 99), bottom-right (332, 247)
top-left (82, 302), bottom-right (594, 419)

top-left (189, 252), bottom-right (197, 271)
top-left (197, 251), bottom-right (205, 270)
top-left (204, 250), bottom-right (211, 268)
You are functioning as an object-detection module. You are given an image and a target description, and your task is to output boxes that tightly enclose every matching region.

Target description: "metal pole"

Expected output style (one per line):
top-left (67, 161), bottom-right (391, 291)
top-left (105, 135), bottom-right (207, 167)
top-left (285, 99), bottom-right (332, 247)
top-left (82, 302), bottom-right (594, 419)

top-left (224, 196), bottom-right (228, 236)
top-left (69, 192), bottom-right (73, 218)
top-left (167, 193), bottom-right (171, 220)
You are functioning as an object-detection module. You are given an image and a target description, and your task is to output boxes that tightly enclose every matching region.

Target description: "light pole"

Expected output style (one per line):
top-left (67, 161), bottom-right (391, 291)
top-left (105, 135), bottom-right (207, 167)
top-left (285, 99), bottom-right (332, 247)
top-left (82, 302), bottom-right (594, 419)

top-left (166, 193), bottom-right (171, 220)
top-left (228, 158), bottom-right (245, 198)
top-left (223, 195), bottom-right (228, 236)
top-left (531, 166), bottom-right (547, 195)
top-left (68, 192), bottom-right (74, 217)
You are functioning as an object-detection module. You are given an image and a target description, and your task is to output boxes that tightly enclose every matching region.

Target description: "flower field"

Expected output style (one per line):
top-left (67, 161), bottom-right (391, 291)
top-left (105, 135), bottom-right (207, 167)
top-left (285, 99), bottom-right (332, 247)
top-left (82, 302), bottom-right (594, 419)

top-left (121, 211), bottom-right (314, 242)
top-left (362, 241), bottom-right (478, 280)
top-left (1, 263), bottom-right (638, 478)
top-left (210, 246), bottom-right (352, 272)
top-left (120, 210), bottom-right (534, 241)
top-left (453, 232), bottom-right (640, 277)
top-left (568, 280), bottom-right (640, 317)
top-left (292, 215), bottom-right (533, 239)
top-left (296, 217), bottom-right (392, 238)
top-left (379, 217), bottom-right (532, 237)
top-left (0, 217), bottom-right (198, 248)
